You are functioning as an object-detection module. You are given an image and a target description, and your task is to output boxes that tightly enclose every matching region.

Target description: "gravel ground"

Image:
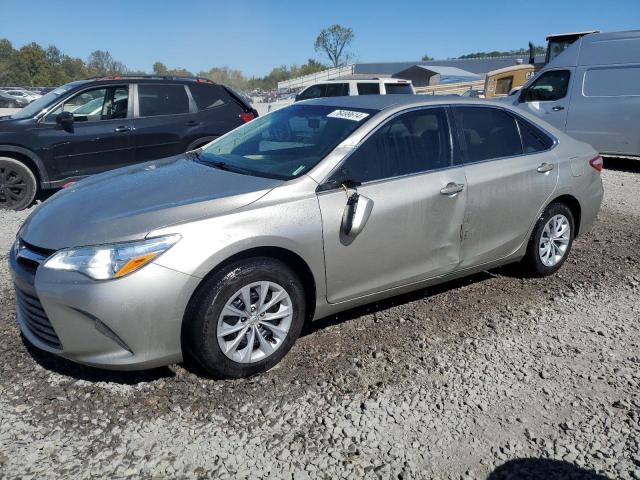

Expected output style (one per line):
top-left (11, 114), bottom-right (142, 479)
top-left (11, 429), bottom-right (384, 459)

top-left (0, 161), bottom-right (639, 479)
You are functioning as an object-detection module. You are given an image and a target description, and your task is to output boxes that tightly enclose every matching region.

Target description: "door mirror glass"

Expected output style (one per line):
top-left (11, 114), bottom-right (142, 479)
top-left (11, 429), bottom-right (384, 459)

top-left (56, 111), bottom-right (74, 129)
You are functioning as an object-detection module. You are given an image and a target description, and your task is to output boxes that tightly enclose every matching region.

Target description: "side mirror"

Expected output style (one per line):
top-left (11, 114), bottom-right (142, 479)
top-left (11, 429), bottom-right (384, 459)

top-left (294, 94), bottom-right (301, 102)
top-left (341, 193), bottom-right (374, 239)
top-left (56, 111), bottom-right (74, 130)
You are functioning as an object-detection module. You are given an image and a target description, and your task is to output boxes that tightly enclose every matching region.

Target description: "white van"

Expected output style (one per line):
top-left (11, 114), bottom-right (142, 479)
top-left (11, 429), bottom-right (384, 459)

top-left (508, 30), bottom-right (640, 159)
top-left (295, 78), bottom-right (415, 101)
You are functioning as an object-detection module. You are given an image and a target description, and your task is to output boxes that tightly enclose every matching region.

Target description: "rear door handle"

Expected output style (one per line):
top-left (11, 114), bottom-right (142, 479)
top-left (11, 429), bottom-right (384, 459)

top-left (185, 120), bottom-right (200, 126)
top-left (114, 126), bottom-right (130, 132)
top-left (551, 106), bottom-right (565, 111)
top-left (440, 182), bottom-right (465, 196)
top-left (537, 162), bottom-right (555, 173)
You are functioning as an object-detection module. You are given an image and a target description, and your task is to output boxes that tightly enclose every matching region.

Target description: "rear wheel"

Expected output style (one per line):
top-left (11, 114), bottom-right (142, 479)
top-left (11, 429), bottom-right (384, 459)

top-left (183, 257), bottom-right (306, 378)
top-left (0, 157), bottom-right (37, 211)
top-left (521, 202), bottom-right (574, 277)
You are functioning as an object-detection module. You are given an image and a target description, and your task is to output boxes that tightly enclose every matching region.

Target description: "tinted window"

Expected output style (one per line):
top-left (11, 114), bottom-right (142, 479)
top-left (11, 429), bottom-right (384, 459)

top-left (325, 83), bottom-right (349, 97)
top-left (297, 84), bottom-right (325, 100)
top-left (496, 76), bottom-right (513, 95)
top-left (518, 118), bottom-right (554, 153)
top-left (337, 108), bottom-right (451, 183)
top-left (189, 84), bottom-right (229, 110)
top-left (523, 70), bottom-right (570, 102)
top-left (456, 107), bottom-right (522, 162)
top-left (384, 83), bottom-right (413, 94)
top-left (201, 105), bottom-right (375, 180)
top-left (583, 66), bottom-right (640, 97)
top-left (357, 83), bottom-right (380, 95)
top-left (45, 86), bottom-right (128, 122)
top-left (139, 84), bottom-right (189, 116)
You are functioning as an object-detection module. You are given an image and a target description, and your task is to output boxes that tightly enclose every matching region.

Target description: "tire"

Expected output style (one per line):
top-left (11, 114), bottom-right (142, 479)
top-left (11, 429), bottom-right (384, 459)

top-left (183, 257), bottom-right (306, 379)
top-left (0, 157), bottom-right (37, 211)
top-left (520, 202), bottom-right (575, 277)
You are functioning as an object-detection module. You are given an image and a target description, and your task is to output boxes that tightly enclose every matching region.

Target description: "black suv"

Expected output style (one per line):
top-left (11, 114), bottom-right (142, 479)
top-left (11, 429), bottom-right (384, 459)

top-left (0, 76), bottom-right (258, 210)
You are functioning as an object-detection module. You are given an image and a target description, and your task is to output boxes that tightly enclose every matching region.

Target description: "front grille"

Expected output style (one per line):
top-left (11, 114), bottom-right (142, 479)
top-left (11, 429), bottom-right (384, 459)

top-left (15, 286), bottom-right (62, 349)
top-left (15, 239), bottom-right (55, 271)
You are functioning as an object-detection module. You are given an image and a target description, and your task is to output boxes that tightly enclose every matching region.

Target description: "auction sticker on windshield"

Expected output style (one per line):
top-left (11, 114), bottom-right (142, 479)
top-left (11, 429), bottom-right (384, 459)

top-left (327, 110), bottom-right (370, 121)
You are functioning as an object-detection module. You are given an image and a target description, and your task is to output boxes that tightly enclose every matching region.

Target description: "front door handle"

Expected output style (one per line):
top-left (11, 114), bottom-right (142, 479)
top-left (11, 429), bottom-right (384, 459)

top-left (551, 106), bottom-right (565, 111)
top-left (440, 182), bottom-right (465, 196)
top-left (114, 126), bottom-right (130, 132)
top-left (537, 162), bottom-right (555, 173)
top-left (185, 120), bottom-right (200, 126)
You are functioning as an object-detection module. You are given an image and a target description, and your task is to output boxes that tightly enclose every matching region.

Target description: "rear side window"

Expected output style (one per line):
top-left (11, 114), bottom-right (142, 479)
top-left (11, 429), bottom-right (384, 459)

top-left (138, 84), bottom-right (190, 116)
top-left (384, 83), bottom-right (413, 94)
top-left (523, 70), bottom-right (570, 102)
top-left (189, 84), bottom-right (229, 110)
top-left (518, 118), bottom-right (554, 153)
top-left (325, 83), bottom-right (349, 97)
top-left (338, 107), bottom-right (451, 183)
top-left (583, 66), bottom-right (640, 97)
top-left (455, 107), bottom-right (522, 162)
top-left (357, 83), bottom-right (380, 95)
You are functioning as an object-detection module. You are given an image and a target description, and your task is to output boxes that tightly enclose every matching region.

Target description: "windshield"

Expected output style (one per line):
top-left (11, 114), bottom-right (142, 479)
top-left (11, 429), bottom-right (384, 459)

top-left (199, 104), bottom-right (376, 180)
top-left (11, 81), bottom-right (89, 119)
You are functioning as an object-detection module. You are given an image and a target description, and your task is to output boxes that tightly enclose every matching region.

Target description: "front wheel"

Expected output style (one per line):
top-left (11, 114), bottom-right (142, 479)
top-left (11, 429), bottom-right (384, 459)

top-left (520, 202), bottom-right (575, 277)
top-left (183, 257), bottom-right (306, 378)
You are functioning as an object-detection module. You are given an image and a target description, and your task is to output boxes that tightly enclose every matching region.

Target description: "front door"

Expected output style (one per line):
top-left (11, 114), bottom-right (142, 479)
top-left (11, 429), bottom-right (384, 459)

top-left (38, 85), bottom-right (134, 181)
top-left (317, 107), bottom-right (467, 303)
top-left (516, 69), bottom-right (572, 131)
top-left (453, 106), bottom-right (559, 268)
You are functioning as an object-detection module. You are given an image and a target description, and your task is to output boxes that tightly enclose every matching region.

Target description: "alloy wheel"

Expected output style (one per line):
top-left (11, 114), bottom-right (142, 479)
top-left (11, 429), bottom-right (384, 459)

top-left (538, 214), bottom-right (570, 267)
top-left (0, 166), bottom-right (28, 209)
top-left (216, 281), bottom-right (293, 363)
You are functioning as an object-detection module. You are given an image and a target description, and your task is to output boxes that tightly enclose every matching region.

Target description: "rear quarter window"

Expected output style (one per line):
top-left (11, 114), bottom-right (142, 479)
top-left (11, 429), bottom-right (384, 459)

top-left (189, 84), bottom-right (230, 110)
top-left (583, 66), bottom-right (640, 97)
top-left (384, 83), bottom-right (413, 94)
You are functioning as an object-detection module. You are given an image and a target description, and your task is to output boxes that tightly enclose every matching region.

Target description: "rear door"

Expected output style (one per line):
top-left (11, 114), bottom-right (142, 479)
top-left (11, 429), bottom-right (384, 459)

top-left (517, 69), bottom-right (572, 130)
top-left (132, 83), bottom-right (196, 162)
top-left (317, 107), bottom-right (467, 303)
top-left (454, 106), bottom-right (559, 268)
top-left (37, 84), bottom-right (134, 180)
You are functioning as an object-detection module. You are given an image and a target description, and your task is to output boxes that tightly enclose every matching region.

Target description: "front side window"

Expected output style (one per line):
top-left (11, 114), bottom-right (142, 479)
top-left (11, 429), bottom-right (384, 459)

top-left (45, 86), bottom-right (129, 122)
top-left (455, 107), bottom-right (522, 163)
top-left (200, 104), bottom-right (375, 180)
top-left (11, 80), bottom-right (88, 120)
top-left (138, 84), bottom-right (190, 116)
top-left (325, 83), bottom-right (349, 97)
top-left (496, 76), bottom-right (514, 95)
top-left (335, 107), bottom-right (451, 184)
top-left (297, 84), bottom-right (325, 100)
top-left (357, 83), bottom-right (380, 95)
top-left (522, 70), bottom-right (570, 102)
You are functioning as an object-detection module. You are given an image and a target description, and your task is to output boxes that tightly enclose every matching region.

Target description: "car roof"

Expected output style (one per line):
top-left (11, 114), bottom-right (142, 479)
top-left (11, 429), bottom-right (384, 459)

top-left (316, 78), bottom-right (410, 84)
top-left (299, 94), bottom-right (497, 111)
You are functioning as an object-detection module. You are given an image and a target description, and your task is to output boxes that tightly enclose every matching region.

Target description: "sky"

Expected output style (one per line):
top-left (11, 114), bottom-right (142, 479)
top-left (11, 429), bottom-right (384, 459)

top-left (2, 0), bottom-right (639, 77)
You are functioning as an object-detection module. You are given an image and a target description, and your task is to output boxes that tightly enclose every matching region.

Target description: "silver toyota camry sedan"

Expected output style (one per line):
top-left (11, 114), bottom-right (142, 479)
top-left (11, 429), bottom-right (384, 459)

top-left (9, 95), bottom-right (604, 378)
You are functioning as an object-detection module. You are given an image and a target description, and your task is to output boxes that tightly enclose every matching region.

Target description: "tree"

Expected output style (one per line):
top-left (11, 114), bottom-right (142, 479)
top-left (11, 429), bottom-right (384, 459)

top-left (152, 61), bottom-right (168, 75)
top-left (16, 43), bottom-right (51, 86)
top-left (458, 45), bottom-right (545, 59)
top-left (87, 50), bottom-right (126, 76)
top-left (421, 54), bottom-right (434, 61)
top-left (314, 25), bottom-right (354, 68)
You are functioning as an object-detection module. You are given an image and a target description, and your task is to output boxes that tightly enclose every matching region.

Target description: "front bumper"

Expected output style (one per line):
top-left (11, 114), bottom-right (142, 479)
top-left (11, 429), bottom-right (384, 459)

top-left (9, 244), bottom-right (201, 370)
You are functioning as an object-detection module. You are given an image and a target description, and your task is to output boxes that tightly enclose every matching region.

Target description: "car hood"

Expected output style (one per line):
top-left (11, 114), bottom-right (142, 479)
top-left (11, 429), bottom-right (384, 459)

top-left (20, 155), bottom-right (283, 250)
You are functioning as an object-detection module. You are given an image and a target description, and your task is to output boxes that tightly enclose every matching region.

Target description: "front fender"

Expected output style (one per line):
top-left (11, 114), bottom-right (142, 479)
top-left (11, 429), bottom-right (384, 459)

top-left (0, 144), bottom-right (49, 184)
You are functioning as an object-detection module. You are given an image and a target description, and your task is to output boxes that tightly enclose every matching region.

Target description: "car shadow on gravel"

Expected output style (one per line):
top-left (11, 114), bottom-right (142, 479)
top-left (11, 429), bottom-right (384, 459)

top-left (302, 271), bottom-right (494, 336)
top-left (604, 157), bottom-right (640, 173)
top-left (488, 458), bottom-right (609, 479)
top-left (21, 334), bottom-right (175, 385)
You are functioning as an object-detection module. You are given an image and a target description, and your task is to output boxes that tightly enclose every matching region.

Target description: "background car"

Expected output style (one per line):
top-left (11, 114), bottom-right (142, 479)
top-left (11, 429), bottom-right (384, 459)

top-left (0, 75), bottom-right (259, 210)
top-left (295, 78), bottom-right (415, 101)
top-left (0, 90), bottom-right (31, 108)
top-left (9, 96), bottom-right (604, 379)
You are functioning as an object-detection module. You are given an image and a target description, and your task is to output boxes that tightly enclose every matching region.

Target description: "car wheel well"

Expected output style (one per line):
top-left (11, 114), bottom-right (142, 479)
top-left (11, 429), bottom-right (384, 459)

top-left (0, 151), bottom-right (40, 185)
top-left (196, 247), bottom-right (317, 322)
top-left (550, 195), bottom-right (581, 236)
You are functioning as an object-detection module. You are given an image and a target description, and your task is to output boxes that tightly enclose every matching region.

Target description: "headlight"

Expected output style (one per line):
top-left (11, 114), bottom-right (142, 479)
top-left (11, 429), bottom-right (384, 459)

top-left (43, 235), bottom-right (180, 280)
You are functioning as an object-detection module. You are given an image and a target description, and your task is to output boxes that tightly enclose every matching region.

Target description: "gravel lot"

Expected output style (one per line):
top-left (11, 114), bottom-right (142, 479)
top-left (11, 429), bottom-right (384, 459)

top-left (1, 161), bottom-right (639, 479)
